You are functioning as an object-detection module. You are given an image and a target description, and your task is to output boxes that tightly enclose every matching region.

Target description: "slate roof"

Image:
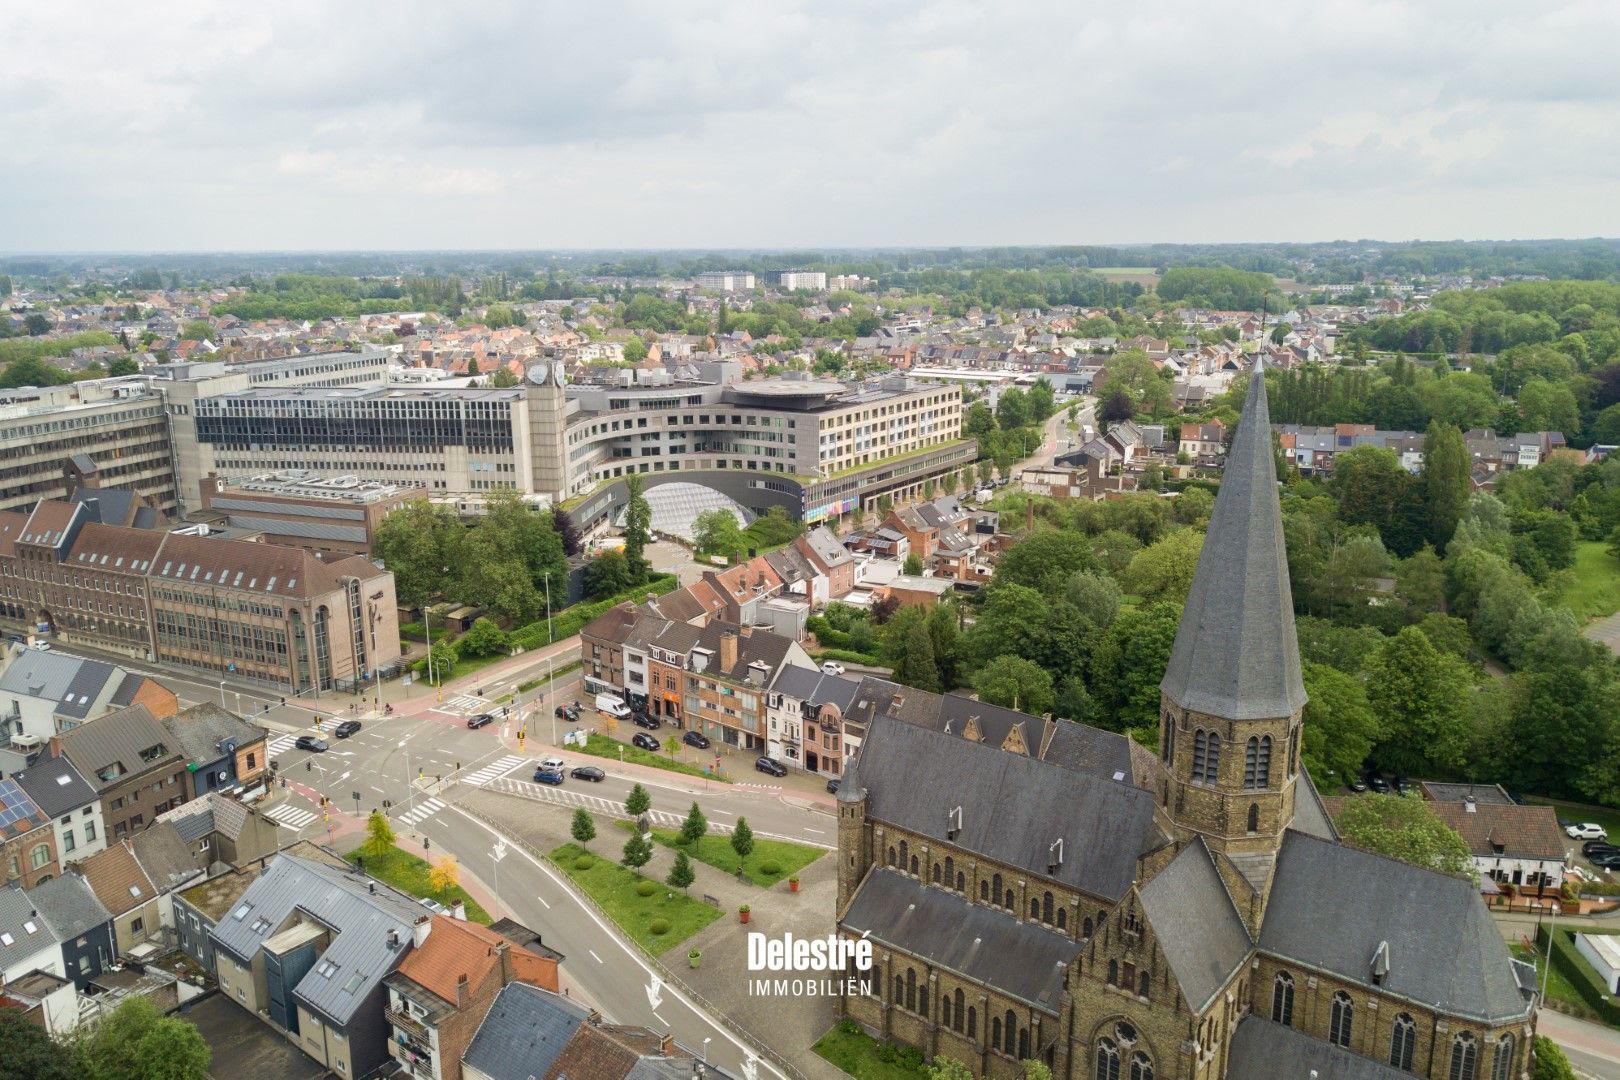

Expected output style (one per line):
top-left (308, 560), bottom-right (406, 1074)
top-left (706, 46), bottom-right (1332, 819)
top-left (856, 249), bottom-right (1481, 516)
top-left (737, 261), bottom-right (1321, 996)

top-left (55, 704), bottom-right (182, 793)
top-left (130, 822), bottom-right (203, 893)
top-left (798, 525), bottom-right (853, 568)
top-left (0, 648), bottom-right (120, 720)
top-left (159, 703), bottom-right (266, 766)
top-left (462, 982), bottom-right (592, 1080)
top-left (26, 872), bottom-right (112, 941)
top-left (157, 792), bottom-right (251, 842)
top-left (1420, 782), bottom-right (1515, 806)
top-left (1227, 1016), bottom-right (1412, 1080)
top-left (0, 885), bottom-right (59, 972)
top-left (1161, 358), bottom-right (1308, 720)
top-left (772, 666), bottom-right (862, 712)
top-left (840, 869), bottom-right (1080, 1013)
top-left (853, 715), bottom-right (1163, 901)
top-left (1259, 831), bottom-right (1532, 1023)
top-left (1136, 839), bottom-right (1251, 1012)
top-left (209, 853), bottom-right (422, 1026)
top-left (1289, 771), bottom-right (1338, 841)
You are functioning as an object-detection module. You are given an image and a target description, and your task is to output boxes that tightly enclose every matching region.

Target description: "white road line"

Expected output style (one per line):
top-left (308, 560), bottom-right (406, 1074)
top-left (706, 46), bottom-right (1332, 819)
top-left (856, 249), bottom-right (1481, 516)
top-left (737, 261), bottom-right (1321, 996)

top-left (802, 827), bottom-right (823, 834)
top-left (537, 896), bottom-right (550, 909)
top-left (370, 785), bottom-right (386, 794)
top-left (654, 1012), bottom-right (668, 1026)
top-left (590, 950), bottom-right (603, 964)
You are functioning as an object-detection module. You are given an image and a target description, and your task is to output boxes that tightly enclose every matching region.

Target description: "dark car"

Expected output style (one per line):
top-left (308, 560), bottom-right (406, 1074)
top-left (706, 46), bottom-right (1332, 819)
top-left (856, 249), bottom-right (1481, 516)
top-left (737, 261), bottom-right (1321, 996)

top-left (1392, 776), bottom-right (1410, 796)
top-left (554, 704), bottom-right (581, 723)
top-left (755, 756), bottom-right (788, 778)
top-left (632, 713), bottom-right (661, 730)
top-left (632, 732), bottom-right (660, 752)
top-left (334, 720), bottom-right (362, 739)
top-left (1584, 840), bottom-right (1620, 858)
top-left (532, 767), bottom-right (565, 786)
top-left (1590, 852), bottom-right (1620, 871)
top-left (826, 778), bottom-right (841, 794)
top-left (682, 730), bottom-right (711, 750)
top-left (295, 735), bottom-right (329, 752)
top-left (1348, 778), bottom-right (1368, 793)
top-left (467, 713), bottom-right (495, 729)
top-left (1367, 775), bottom-right (1389, 794)
top-left (570, 766), bottom-right (606, 782)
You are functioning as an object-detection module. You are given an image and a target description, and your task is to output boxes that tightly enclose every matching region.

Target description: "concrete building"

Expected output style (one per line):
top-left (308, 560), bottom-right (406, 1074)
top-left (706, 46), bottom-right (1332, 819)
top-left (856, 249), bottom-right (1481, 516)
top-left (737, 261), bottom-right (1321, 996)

top-left (695, 271), bottom-right (755, 291)
top-left (764, 269), bottom-right (827, 290)
top-left (197, 471), bottom-right (425, 558)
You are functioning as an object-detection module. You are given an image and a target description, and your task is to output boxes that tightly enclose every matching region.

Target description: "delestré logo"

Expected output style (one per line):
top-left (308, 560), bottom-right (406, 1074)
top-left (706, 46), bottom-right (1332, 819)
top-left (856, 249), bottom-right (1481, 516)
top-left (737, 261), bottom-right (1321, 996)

top-left (745, 932), bottom-right (873, 997)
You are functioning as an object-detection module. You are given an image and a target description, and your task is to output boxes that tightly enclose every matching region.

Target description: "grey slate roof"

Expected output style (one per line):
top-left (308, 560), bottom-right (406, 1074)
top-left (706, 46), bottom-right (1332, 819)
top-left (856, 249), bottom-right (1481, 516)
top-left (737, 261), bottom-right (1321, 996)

top-left (1161, 358), bottom-right (1308, 720)
top-left (1227, 1016), bottom-right (1412, 1080)
top-left (1136, 839), bottom-right (1251, 1012)
top-left (131, 821), bottom-right (204, 893)
top-left (56, 704), bottom-right (182, 793)
top-left (840, 869), bottom-right (1080, 1013)
top-left (462, 981), bottom-right (592, 1080)
top-left (158, 792), bottom-right (251, 842)
top-left (160, 703), bottom-right (265, 766)
top-left (855, 715), bottom-right (1163, 901)
top-left (772, 666), bottom-right (862, 712)
top-left (1260, 831), bottom-right (1532, 1023)
top-left (26, 872), bottom-right (112, 941)
top-left (0, 648), bottom-right (119, 720)
top-left (1289, 770), bottom-right (1338, 841)
top-left (209, 852), bottom-right (423, 1026)
top-left (0, 885), bottom-right (59, 972)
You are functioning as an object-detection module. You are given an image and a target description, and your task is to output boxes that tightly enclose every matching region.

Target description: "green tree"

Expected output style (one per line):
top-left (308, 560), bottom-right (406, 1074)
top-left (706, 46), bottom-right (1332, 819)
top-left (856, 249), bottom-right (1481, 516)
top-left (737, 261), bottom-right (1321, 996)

top-left (621, 832), bottom-right (653, 869)
top-left (459, 617), bottom-right (509, 657)
top-left (974, 656), bottom-right (1055, 716)
top-left (84, 996), bottom-right (210, 1080)
top-left (622, 335), bottom-right (648, 363)
top-left (1021, 1061), bottom-right (1054, 1080)
top-left (1027, 378), bottom-right (1056, 422)
top-left (1532, 1035), bottom-right (1577, 1080)
top-left (426, 640), bottom-right (458, 683)
top-left (456, 548), bottom-right (540, 624)
top-left (1087, 601), bottom-right (1182, 734)
top-left (180, 320), bottom-right (213, 341)
top-left (364, 811), bottom-right (397, 859)
top-left (107, 356), bottom-right (140, 376)
top-left (693, 509), bottom-right (746, 561)
top-left (0, 1008), bottom-right (80, 1080)
top-left (584, 550), bottom-right (636, 599)
top-left (569, 807), bottom-right (598, 848)
top-left (625, 783), bottom-right (651, 817)
top-left (926, 1058), bottom-right (976, 1080)
top-left (730, 816), bottom-right (755, 860)
top-left (925, 602), bottom-right (961, 689)
top-left (623, 474), bottom-right (652, 579)
top-left (962, 584), bottom-right (1050, 668)
top-left (995, 529), bottom-right (1095, 594)
top-left (889, 609), bottom-right (941, 693)
top-left (666, 850), bottom-right (695, 891)
top-left (1095, 349), bottom-right (1171, 414)
top-left (996, 387), bottom-right (1031, 430)
top-left (483, 304), bottom-right (516, 329)
top-left (374, 499), bottom-right (459, 608)
top-left (1300, 663), bottom-right (1382, 790)
top-left (1334, 793), bottom-right (1475, 877)
top-left (488, 366), bottom-right (520, 387)
top-left (1065, 571), bottom-right (1121, 629)
top-left (1422, 421), bottom-right (1470, 551)
top-left (679, 801), bottom-right (708, 845)
top-left (902, 553), bottom-right (924, 576)
top-left (466, 357), bottom-right (480, 376)
top-left (1364, 627), bottom-right (1473, 777)
top-left (1122, 528), bottom-right (1205, 604)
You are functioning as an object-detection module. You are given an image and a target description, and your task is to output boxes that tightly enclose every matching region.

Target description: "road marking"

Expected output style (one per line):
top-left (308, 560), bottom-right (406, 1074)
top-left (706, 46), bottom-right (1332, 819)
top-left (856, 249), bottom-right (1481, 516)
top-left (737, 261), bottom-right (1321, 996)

top-left (459, 755), bottom-right (528, 787)
top-left (264, 803), bottom-right (318, 830)
top-left (370, 785), bottom-right (386, 794)
top-left (537, 896), bottom-right (550, 909)
top-left (590, 950), bottom-right (603, 964)
top-left (802, 827), bottom-right (823, 834)
top-left (654, 1012), bottom-right (668, 1026)
top-left (397, 797), bottom-right (446, 827)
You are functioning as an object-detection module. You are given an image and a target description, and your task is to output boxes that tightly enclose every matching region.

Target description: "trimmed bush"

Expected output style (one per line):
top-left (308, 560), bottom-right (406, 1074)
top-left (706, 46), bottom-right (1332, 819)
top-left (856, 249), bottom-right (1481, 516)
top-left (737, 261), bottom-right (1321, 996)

top-left (635, 880), bottom-right (656, 897)
top-left (574, 856), bottom-right (594, 870)
top-left (648, 918), bottom-right (671, 935)
top-left (758, 861), bottom-right (782, 876)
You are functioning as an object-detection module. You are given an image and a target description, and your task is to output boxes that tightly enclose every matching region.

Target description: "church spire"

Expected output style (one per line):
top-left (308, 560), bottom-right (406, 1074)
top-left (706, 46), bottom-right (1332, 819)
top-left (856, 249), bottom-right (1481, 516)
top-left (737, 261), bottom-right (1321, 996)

top-left (1160, 358), bottom-right (1306, 720)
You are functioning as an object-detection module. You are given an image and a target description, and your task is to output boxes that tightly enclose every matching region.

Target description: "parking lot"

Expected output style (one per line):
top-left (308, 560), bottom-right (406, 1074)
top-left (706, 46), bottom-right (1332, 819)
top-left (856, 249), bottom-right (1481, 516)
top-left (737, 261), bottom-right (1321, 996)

top-left (180, 993), bottom-right (330, 1080)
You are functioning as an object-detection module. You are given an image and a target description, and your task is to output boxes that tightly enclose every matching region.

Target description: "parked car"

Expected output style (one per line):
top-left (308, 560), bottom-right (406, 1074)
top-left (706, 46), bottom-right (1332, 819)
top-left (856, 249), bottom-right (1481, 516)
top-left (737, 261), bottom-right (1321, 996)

top-left (1504, 789), bottom-right (1527, 806)
top-left (1582, 840), bottom-right (1620, 858)
top-left (826, 778), bottom-right (841, 794)
top-left (533, 767), bottom-right (565, 786)
top-left (632, 714), bottom-right (661, 730)
top-left (1349, 779), bottom-right (1368, 793)
top-left (334, 720), bottom-right (362, 739)
top-left (1392, 776), bottom-right (1410, 795)
top-left (467, 713), bottom-right (495, 729)
top-left (554, 704), bottom-right (582, 723)
top-left (632, 733), bottom-right (661, 751)
top-left (570, 766), bottom-right (606, 782)
top-left (755, 756), bottom-right (788, 778)
top-left (1590, 852), bottom-right (1620, 871)
top-left (682, 730), bottom-right (712, 750)
top-left (294, 735), bottom-right (328, 752)
top-left (820, 661), bottom-right (846, 676)
top-left (1567, 823), bottom-right (1609, 840)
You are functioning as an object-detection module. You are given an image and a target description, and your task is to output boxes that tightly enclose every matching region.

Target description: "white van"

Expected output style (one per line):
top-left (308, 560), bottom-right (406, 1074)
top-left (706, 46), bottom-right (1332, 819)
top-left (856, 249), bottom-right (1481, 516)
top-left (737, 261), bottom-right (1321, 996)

top-left (595, 693), bottom-right (631, 719)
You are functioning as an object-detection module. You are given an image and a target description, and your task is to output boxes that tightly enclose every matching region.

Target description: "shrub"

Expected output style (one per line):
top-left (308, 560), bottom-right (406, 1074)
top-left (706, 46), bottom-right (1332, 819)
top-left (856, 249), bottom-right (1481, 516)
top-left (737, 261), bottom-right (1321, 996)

top-left (816, 647), bottom-right (883, 666)
top-left (648, 918), bottom-right (671, 935)
top-left (877, 1043), bottom-right (900, 1064)
top-left (574, 856), bottom-right (594, 870)
top-left (635, 880), bottom-right (656, 897)
top-left (837, 1019), bottom-right (861, 1036)
top-left (897, 1046), bottom-right (924, 1070)
top-left (759, 861), bottom-right (782, 876)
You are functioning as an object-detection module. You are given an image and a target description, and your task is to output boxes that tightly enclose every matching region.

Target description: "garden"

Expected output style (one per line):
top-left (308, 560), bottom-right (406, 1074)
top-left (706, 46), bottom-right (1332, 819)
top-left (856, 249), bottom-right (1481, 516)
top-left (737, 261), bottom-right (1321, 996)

top-left (548, 841), bottom-right (723, 955)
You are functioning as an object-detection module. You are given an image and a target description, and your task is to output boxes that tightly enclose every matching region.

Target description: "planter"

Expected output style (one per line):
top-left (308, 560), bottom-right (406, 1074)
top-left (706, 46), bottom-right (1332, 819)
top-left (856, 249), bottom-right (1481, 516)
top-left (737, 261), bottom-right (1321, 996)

top-left (689, 949), bottom-right (702, 969)
top-left (739, 907), bottom-right (751, 924)
top-left (788, 878), bottom-right (800, 893)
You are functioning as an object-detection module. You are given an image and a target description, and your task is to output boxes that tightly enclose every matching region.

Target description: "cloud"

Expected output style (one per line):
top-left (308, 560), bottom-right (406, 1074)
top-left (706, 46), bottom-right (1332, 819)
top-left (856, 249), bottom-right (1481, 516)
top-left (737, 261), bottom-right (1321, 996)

top-left (1, 0), bottom-right (1617, 250)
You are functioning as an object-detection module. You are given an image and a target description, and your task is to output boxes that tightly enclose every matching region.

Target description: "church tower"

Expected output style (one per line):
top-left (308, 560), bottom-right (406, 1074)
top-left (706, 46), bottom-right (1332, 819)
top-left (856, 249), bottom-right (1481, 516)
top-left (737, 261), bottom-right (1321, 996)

top-left (1156, 358), bottom-right (1306, 867)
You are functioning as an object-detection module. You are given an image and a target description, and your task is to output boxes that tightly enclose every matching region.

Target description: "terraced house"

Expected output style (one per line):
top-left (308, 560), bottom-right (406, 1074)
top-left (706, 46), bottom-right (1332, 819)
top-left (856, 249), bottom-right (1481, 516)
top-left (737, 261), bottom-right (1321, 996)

top-left (834, 363), bottom-right (1539, 1080)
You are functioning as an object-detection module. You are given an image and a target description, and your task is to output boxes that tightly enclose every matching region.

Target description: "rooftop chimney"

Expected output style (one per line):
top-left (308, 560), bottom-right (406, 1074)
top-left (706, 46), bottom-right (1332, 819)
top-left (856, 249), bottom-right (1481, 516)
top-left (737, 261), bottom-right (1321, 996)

top-left (719, 632), bottom-right (739, 673)
top-left (659, 1032), bottom-right (676, 1057)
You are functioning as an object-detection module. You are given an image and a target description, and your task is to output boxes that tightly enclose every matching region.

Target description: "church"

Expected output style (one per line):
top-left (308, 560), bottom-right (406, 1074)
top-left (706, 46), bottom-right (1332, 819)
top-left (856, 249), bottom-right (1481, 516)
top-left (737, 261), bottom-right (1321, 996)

top-left (832, 363), bottom-right (1539, 1079)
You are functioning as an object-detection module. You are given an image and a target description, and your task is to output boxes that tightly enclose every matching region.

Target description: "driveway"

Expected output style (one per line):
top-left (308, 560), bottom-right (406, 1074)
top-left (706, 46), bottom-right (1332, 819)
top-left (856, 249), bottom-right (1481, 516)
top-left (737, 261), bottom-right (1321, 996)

top-left (179, 993), bottom-right (329, 1080)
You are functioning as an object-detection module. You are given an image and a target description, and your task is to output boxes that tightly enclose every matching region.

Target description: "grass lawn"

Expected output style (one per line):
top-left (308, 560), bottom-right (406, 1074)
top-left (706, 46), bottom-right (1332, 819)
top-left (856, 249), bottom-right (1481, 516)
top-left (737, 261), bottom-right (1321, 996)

top-left (578, 731), bottom-right (732, 783)
top-left (635, 823), bottom-right (825, 886)
top-left (813, 1022), bottom-right (927, 1080)
top-left (1524, 795), bottom-right (1620, 842)
top-left (345, 845), bottom-right (492, 924)
top-left (547, 842), bottom-right (722, 955)
top-left (1556, 541), bottom-right (1620, 622)
top-left (1510, 943), bottom-right (1587, 1018)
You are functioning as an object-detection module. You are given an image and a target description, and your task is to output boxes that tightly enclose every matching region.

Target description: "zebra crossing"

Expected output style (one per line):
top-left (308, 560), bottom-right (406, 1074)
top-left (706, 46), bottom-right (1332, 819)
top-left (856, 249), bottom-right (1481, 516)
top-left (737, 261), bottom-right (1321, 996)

top-left (396, 797), bottom-right (446, 828)
top-left (487, 776), bottom-right (685, 827)
top-left (265, 732), bottom-right (301, 758)
top-left (263, 802), bottom-right (319, 831)
top-left (442, 693), bottom-right (490, 714)
top-left (457, 755), bottom-right (528, 788)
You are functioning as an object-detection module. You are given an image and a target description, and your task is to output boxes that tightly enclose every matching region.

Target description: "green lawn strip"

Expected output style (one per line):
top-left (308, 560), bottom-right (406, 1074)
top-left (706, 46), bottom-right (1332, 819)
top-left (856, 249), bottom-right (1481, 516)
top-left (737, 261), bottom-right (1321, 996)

top-left (547, 842), bottom-right (721, 956)
top-left (1524, 796), bottom-right (1620, 845)
top-left (1525, 925), bottom-right (1620, 1029)
top-left (624, 822), bottom-right (826, 886)
top-left (345, 846), bottom-right (492, 924)
top-left (1556, 541), bottom-right (1620, 623)
top-left (577, 732), bottom-right (732, 783)
top-left (1510, 944), bottom-right (1589, 1020)
top-left (813, 1022), bottom-right (928, 1080)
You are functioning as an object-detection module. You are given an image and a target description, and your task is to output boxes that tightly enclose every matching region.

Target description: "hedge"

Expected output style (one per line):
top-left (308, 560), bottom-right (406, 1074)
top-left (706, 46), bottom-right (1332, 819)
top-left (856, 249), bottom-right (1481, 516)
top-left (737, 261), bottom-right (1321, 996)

top-left (1536, 923), bottom-right (1620, 1027)
top-left (814, 648), bottom-right (884, 667)
top-left (509, 574), bottom-right (679, 650)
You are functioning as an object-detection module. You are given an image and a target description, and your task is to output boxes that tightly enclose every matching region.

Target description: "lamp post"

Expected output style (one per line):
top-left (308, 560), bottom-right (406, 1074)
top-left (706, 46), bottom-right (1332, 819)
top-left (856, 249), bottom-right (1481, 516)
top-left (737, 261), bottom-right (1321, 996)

top-left (491, 840), bottom-right (507, 907)
top-left (400, 739), bottom-right (415, 820)
top-left (218, 680), bottom-right (227, 707)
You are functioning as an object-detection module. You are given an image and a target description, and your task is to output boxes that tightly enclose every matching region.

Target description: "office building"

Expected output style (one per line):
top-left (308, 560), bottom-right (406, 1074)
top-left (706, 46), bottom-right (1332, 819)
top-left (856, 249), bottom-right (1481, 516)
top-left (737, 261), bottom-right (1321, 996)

top-left (695, 271), bottom-right (755, 290)
top-left (197, 471), bottom-right (425, 558)
top-left (764, 269), bottom-right (827, 290)
top-left (0, 378), bottom-right (176, 515)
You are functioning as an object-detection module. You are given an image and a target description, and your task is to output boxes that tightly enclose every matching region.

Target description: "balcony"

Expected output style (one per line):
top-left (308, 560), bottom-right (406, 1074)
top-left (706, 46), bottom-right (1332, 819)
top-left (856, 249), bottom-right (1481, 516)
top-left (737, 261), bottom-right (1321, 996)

top-left (386, 1006), bottom-right (432, 1043)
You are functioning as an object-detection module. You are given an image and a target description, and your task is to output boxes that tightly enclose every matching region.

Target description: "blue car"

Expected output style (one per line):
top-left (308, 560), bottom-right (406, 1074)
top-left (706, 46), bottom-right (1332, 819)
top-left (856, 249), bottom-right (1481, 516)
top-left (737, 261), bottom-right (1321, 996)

top-left (533, 768), bottom-right (565, 786)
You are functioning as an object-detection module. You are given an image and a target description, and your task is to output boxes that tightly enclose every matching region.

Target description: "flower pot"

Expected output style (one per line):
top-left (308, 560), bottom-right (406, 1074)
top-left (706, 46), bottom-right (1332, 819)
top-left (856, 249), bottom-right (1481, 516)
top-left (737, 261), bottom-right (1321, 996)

top-left (689, 950), bottom-right (702, 969)
top-left (789, 879), bottom-right (800, 893)
top-left (739, 909), bottom-right (751, 924)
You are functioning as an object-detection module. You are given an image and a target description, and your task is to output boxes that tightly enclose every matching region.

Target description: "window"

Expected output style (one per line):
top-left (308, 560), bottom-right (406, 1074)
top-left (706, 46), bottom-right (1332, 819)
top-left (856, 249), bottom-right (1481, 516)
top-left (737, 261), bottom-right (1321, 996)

top-left (1107, 959), bottom-right (1118, 986)
top-left (1082, 916), bottom-right (1093, 940)
top-left (1256, 735), bottom-right (1271, 786)
top-left (1247, 803), bottom-right (1260, 833)
top-left (30, 844), bottom-right (50, 869)
top-left (63, 830), bottom-right (75, 853)
top-left (1206, 732), bottom-right (1220, 777)
top-left (1043, 891), bottom-right (1054, 923)
top-left (992, 1017), bottom-right (1003, 1052)
top-left (1137, 969), bottom-right (1150, 999)
top-left (1390, 1013), bottom-right (1415, 1070)
top-left (1192, 730), bottom-right (1207, 780)
top-left (887, 846), bottom-right (896, 866)
top-left (1492, 1035), bottom-right (1514, 1080)
top-left (130, 917), bottom-right (144, 935)
top-left (1449, 1033), bottom-right (1477, 1080)
top-left (1272, 973), bottom-right (1294, 1026)
top-left (1095, 1038), bottom-right (1120, 1080)
top-left (1329, 991), bottom-right (1353, 1048)
top-left (967, 1007), bottom-right (976, 1038)
top-left (1129, 1053), bottom-right (1153, 1080)
top-left (85, 821), bottom-right (96, 842)
top-left (1244, 736), bottom-right (1259, 788)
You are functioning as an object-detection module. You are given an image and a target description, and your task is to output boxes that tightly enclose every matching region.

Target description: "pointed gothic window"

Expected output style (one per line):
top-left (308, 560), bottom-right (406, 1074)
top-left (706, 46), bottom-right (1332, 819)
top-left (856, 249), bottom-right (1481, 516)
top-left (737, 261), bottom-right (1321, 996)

top-left (1329, 991), bottom-right (1353, 1048)
top-left (1082, 916), bottom-right (1093, 939)
top-left (1491, 1035), bottom-right (1513, 1080)
top-left (1107, 959), bottom-right (1118, 986)
top-left (933, 863), bottom-right (941, 884)
top-left (1192, 730), bottom-right (1208, 780)
top-left (1129, 1053), bottom-right (1153, 1080)
top-left (1095, 1039), bottom-right (1120, 1080)
top-left (1043, 891), bottom-right (1054, 923)
top-left (967, 1006), bottom-right (976, 1038)
top-left (1449, 1033), bottom-right (1477, 1080)
top-left (1257, 735), bottom-right (1271, 787)
top-left (1390, 1013), bottom-right (1415, 1071)
top-left (1272, 973), bottom-right (1294, 1026)
top-left (992, 1017), bottom-right (1002, 1052)
top-left (953, 989), bottom-right (965, 1033)
top-left (1058, 908), bottom-right (1067, 930)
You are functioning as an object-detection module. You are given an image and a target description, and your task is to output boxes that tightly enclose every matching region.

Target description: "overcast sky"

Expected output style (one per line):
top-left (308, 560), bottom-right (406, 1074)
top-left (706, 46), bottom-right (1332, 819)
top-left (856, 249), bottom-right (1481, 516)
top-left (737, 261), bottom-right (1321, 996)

top-left (4, 0), bottom-right (1617, 252)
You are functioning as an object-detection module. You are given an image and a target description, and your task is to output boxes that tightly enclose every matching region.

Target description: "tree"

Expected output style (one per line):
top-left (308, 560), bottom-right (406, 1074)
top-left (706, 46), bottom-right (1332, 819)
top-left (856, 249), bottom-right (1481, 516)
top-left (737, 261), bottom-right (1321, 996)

top-left (621, 832), bottom-right (653, 869)
top-left (107, 356), bottom-right (140, 377)
top-left (730, 816), bottom-right (755, 860)
top-left (902, 553), bottom-right (924, 576)
top-left (1088, 601), bottom-right (1182, 733)
top-left (621, 335), bottom-right (649, 363)
top-left (693, 509), bottom-right (746, 561)
top-left (83, 996), bottom-right (210, 1080)
top-left (1096, 349), bottom-right (1171, 414)
top-left (180, 320), bottom-right (213, 341)
top-left (888, 608), bottom-right (941, 692)
top-left (1027, 378), bottom-right (1056, 422)
top-left (1334, 793), bottom-right (1475, 877)
top-left (996, 387), bottom-right (1031, 430)
top-left (1533, 1035), bottom-right (1578, 1080)
top-left (925, 602), bottom-right (962, 689)
top-left (926, 1058), bottom-right (976, 1080)
top-left (625, 782), bottom-right (651, 817)
top-left (0, 1008), bottom-right (81, 1080)
top-left (428, 855), bottom-right (461, 896)
top-left (667, 850), bottom-right (695, 891)
top-left (364, 811), bottom-right (396, 858)
top-left (584, 550), bottom-right (637, 599)
top-left (1122, 528), bottom-right (1205, 604)
top-left (374, 499), bottom-right (459, 608)
top-left (1021, 1061), bottom-right (1054, 1080)
top-left (488, 366), bottom-right (520, 387)
top-left (427, 640), bottom-right (458, 683)
top-left (456, 549), bottom-right (540, 624)
top-left (23, 313), bottom-right (51, 336)
top-left (465, 357), bottom-right (480, 376)
top-left (553, 507), bottom-right (583, 557)
top-left (1422, 421), bottom-right (1470, 551)
top-left (974, 656), bottom-right (1055, 716)
top-left (459, 616), bottom-right (509, 657)
top-left (1300, 663), bottom-right (1382, 790)
top-left (571, 808), bottom-right (596, 849)
top-left (623, 474), bottom-right (652, 578)
top-left (995, 529), bottom-right (1095, 594)
top-left (680, 801), bottom-right (708, 845)
top-left (1364, 627), bottom-right (1473, 777)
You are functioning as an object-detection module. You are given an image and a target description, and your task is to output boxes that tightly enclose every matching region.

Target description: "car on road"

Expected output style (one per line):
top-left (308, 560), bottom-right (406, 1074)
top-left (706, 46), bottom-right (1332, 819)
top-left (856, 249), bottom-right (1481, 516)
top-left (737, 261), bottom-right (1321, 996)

top-left (334, 720), bottom-right (362, 738)
top-left (467, 713), bottom-right (495, 729)
top-left (826, 778), bottom-right (840, 794)
top-left (570, 766), bottom-right (606, 782)
top-left (533, 767), bottom-right (565, 786)
top-left (682, 730), bottom-right (711, 749)
top-left (755, 756), bottom-right (788, 778)
top-left (632, 713), bottom-right (661, 730)
top-left (554, 704), bottom-right (581, 723)
top-left (294, 735), bottom-right (329, 752)
top-left (538, 757), bottom-right (566, 772)
top-left (1567, 822), bottom-right (1609, 840)
top-left (631, 733), bottom-right (660, 751)
top-left (820, 661), bottom-right (846, 676)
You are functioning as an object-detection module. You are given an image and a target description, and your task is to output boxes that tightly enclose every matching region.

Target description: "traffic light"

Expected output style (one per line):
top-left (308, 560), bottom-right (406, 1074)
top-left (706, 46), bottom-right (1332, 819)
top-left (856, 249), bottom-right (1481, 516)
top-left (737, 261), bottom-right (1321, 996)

top-left (423, 837), bottom-right (430, 852)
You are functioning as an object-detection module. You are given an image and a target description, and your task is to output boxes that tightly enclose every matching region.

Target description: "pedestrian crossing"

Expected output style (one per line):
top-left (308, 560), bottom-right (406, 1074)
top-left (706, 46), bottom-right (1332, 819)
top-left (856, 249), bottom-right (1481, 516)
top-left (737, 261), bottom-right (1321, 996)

top-left (486, 777), bottom-right (685, 828)
top-left (265, 732), bottom-right (300, 757)
top-left (443, 693), bottom-right (490, 714)
top-left (263, 802), bottom-right (319, 830)
top-left (396, 797), bottom-right (446, 828)
top-left (458, 755), bottom-right (527, 787)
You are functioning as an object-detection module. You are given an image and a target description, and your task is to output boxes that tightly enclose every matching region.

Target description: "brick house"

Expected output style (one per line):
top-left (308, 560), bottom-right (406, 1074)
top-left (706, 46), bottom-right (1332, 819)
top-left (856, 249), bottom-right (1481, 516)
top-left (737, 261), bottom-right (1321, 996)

top-left (52, 703), bottom-right (189, 841)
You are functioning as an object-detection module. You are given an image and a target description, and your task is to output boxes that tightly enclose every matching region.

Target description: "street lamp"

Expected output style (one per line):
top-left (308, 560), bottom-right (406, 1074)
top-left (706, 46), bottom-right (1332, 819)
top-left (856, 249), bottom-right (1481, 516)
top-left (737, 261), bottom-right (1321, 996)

top-left (400, 739), bottom-right (415, 819)
top-left (491, 840), bottom-right (507, 908)
top-left (218, 680), bottom-right (227, 707)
